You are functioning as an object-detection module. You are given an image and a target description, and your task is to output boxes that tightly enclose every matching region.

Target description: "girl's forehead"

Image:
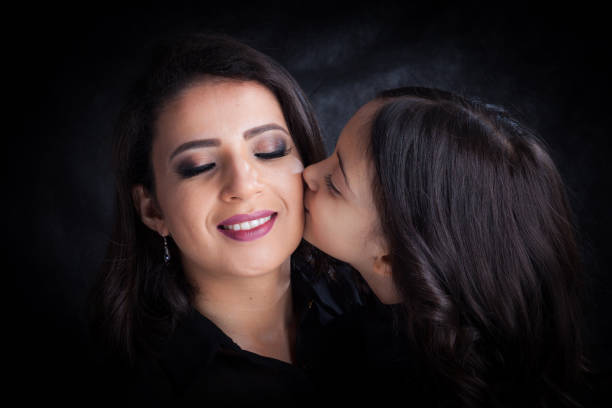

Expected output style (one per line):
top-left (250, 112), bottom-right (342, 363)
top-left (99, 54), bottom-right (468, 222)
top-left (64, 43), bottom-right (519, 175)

top-left (348, 100), bottom-right (382, 130)
top-left (338, 100), bottom-right (383, 159)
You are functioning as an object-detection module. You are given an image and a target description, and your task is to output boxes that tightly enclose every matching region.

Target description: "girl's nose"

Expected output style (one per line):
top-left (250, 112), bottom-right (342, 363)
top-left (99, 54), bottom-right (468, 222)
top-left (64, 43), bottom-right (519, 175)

top-left (302, 162), bottom-right (320, 192)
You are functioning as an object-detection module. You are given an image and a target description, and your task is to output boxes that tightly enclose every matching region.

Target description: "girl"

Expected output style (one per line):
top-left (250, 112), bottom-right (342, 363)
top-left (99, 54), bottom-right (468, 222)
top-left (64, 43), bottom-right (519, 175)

top-left (303, 87), bottom-right (585, 407)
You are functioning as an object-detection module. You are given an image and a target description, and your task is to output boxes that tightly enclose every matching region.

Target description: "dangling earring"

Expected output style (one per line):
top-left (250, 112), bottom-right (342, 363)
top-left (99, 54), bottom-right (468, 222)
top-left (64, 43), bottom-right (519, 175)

top-left (163, 235), bottom-right (171, 265)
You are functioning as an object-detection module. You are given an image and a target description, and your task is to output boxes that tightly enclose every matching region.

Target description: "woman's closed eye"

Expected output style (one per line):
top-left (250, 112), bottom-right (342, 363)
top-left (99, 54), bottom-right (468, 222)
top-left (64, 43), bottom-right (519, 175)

top-left (255, 146), bottom-right (292, 160)
top-left (175, 145), bottom-right (293, 179)
top-left (177, 162), bottom-right (216, 179)
top-left (325, 174), bottom-right (341, 195)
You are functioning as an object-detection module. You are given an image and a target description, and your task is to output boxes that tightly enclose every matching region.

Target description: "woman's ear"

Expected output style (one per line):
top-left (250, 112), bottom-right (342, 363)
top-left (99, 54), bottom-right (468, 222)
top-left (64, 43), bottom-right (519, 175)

top-left (372, 254), bottom-right (403, 304)
top-left (132, 185), bottom-right (169, 236)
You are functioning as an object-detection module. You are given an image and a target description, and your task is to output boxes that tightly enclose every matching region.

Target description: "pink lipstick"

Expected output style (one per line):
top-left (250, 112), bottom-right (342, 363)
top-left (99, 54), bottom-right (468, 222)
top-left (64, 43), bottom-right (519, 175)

top-left (217, 210), bottom-right (278, 242)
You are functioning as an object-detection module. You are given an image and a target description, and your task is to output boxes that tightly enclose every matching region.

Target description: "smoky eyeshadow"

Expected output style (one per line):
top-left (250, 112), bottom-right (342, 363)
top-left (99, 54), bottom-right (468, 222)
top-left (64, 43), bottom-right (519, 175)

top-left (255, 137), bottom-right (286, 152)
top-left (176, 161), bottom-right (215, 178)
top-left (174, 137), bottom-right (290, 179)
top-left (254, 138), bottom-right (289, 159)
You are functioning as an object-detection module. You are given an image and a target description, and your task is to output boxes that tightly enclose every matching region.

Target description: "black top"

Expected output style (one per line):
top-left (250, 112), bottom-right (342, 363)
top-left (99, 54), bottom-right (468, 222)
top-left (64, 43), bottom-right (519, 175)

top-left (121, 265), bottom-right (361, 406)
top-left (305, 298), bottom-right (430, 404)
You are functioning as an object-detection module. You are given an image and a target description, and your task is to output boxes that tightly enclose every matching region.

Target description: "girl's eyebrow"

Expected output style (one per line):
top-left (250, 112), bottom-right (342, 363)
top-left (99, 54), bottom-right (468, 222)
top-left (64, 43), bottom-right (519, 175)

top-left (169, 123), bottom-right (289, 162)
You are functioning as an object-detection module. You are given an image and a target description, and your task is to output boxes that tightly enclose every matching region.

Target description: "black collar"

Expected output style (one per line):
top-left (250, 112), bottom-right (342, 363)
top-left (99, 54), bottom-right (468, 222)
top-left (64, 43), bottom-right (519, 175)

top-left (157, 264), bottom-right (330, 394)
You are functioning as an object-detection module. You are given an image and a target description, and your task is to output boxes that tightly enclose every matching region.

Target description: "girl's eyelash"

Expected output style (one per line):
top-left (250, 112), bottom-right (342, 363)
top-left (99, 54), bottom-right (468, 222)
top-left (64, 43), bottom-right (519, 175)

top-left (325, 174), bottom-right (341, 195)
top-left (178, 163), bottom-right (215, 179)
top-left (255, 147), bottom-right (292, 160)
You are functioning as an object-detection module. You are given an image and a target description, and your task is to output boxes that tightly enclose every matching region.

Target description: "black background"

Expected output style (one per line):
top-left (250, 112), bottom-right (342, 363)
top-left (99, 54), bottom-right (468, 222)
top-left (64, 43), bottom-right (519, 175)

top-left (9, 1), bottom-right (611, 404)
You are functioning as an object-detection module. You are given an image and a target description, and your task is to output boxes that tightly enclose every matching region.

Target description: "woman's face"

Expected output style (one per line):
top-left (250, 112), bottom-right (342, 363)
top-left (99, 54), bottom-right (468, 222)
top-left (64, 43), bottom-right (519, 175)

top-left (303, 101), bottom-right (399, 303)
top-left (139, 80), bottom-right (305, 279)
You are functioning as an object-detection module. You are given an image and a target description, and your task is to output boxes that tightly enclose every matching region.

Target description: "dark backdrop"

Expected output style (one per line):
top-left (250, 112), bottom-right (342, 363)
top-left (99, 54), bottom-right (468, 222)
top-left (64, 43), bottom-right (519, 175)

top-left (10, 2), bottom-right (610, 404)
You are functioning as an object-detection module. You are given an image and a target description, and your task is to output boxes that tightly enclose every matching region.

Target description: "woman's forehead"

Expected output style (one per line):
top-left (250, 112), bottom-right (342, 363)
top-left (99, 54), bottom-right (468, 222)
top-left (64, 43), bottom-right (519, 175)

top-left (153, 80), bottom-right (287, 149)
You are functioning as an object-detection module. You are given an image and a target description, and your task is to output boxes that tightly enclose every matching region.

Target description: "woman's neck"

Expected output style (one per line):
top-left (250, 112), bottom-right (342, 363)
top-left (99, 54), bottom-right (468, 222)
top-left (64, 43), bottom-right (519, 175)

top-left (189, 259), bottom-right (296, 364)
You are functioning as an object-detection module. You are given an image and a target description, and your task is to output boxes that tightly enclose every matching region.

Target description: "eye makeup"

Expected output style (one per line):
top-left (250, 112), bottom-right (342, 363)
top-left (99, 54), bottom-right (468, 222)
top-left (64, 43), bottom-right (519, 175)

top-left (255, 146), bottom-right (292, 159)
top-left (253, 137), bottom-right (291, 160)
top-left (173, 135), bottom-right (299, 180)
top-left (176, 162), bottom-right (216, 179)
top-left (252, 135), bottom-right (303, 174)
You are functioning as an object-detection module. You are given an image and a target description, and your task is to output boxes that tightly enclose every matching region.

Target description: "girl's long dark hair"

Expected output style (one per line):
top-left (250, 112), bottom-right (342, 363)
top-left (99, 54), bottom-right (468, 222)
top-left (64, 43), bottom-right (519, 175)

top-left (368, 87), bottom-right (584, 406)
top-left (88, 33), bottom-right (326, 363)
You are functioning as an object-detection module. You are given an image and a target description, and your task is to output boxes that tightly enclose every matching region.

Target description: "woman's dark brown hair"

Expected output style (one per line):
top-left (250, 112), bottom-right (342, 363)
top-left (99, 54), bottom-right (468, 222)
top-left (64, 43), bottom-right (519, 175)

top-left (367, 87), bottom-right (585, 406)
top-left (89, 33), bottom-right (326, 363)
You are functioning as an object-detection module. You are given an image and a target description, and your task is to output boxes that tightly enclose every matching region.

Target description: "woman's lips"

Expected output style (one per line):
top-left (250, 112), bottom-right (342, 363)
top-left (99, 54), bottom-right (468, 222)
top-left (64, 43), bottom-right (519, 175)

top-left (217, 210), bottom-right (278, 242)
top-left (218, 210), bottom-right (276, 226)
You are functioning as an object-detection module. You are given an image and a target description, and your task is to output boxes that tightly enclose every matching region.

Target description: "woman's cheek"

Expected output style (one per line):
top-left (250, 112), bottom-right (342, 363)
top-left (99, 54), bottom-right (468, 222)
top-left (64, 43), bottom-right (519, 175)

top-left (254, 153), bottom-right (303, 178)
top-left (167, 190), bottom-right (212, 252)
top-left (259, 161), bottom-right (304, 207)
top-left (286, 156), bottom-right (304, 174)
top-left (288, 174), bottom-right (305, 232)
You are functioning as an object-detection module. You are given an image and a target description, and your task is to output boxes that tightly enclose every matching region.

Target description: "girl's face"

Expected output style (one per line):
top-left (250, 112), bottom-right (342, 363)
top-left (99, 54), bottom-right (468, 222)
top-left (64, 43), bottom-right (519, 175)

top-left (303, 101), bottom-right (400, 303)
top-left (135, 80), bottom-right (305, 280)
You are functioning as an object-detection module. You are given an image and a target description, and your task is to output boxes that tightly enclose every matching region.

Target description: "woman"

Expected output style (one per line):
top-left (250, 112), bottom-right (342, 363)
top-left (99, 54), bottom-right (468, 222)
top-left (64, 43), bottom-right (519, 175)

top-left (302, 87), bottom-right (585, 406)
top-left (89, 33), bottom-right (354, 404)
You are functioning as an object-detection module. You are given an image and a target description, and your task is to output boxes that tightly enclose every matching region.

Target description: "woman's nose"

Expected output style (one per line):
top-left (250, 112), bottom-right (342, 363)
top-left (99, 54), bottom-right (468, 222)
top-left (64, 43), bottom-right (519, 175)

top-left (302, 162), bottom-right (319, 192)
top-left (220, 158), bottom-right (264, 202)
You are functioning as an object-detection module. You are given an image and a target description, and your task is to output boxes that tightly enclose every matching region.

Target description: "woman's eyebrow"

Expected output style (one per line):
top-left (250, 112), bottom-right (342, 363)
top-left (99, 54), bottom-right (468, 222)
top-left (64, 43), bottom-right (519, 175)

top-left (170, 139), bottom-right (220, 161)
top-left (243, 123), bottom-right (289, 139)
top-left (169, 123), bottom-right (289, 162)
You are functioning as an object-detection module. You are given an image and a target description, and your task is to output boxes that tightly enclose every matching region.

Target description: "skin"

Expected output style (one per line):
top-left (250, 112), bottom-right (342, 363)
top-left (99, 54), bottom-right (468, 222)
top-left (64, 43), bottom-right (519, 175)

top-left (303, 100), bottom-right (402, 304)
top-left (133, 79), bottom-right (305, 363)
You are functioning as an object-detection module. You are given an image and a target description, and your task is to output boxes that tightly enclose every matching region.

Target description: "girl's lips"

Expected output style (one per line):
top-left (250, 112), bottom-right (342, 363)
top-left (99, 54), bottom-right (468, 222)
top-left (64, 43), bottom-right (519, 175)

top-left (218, 210), bottom-right (276, 227)
top-left (218, 213), bottom-right (278, 242)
